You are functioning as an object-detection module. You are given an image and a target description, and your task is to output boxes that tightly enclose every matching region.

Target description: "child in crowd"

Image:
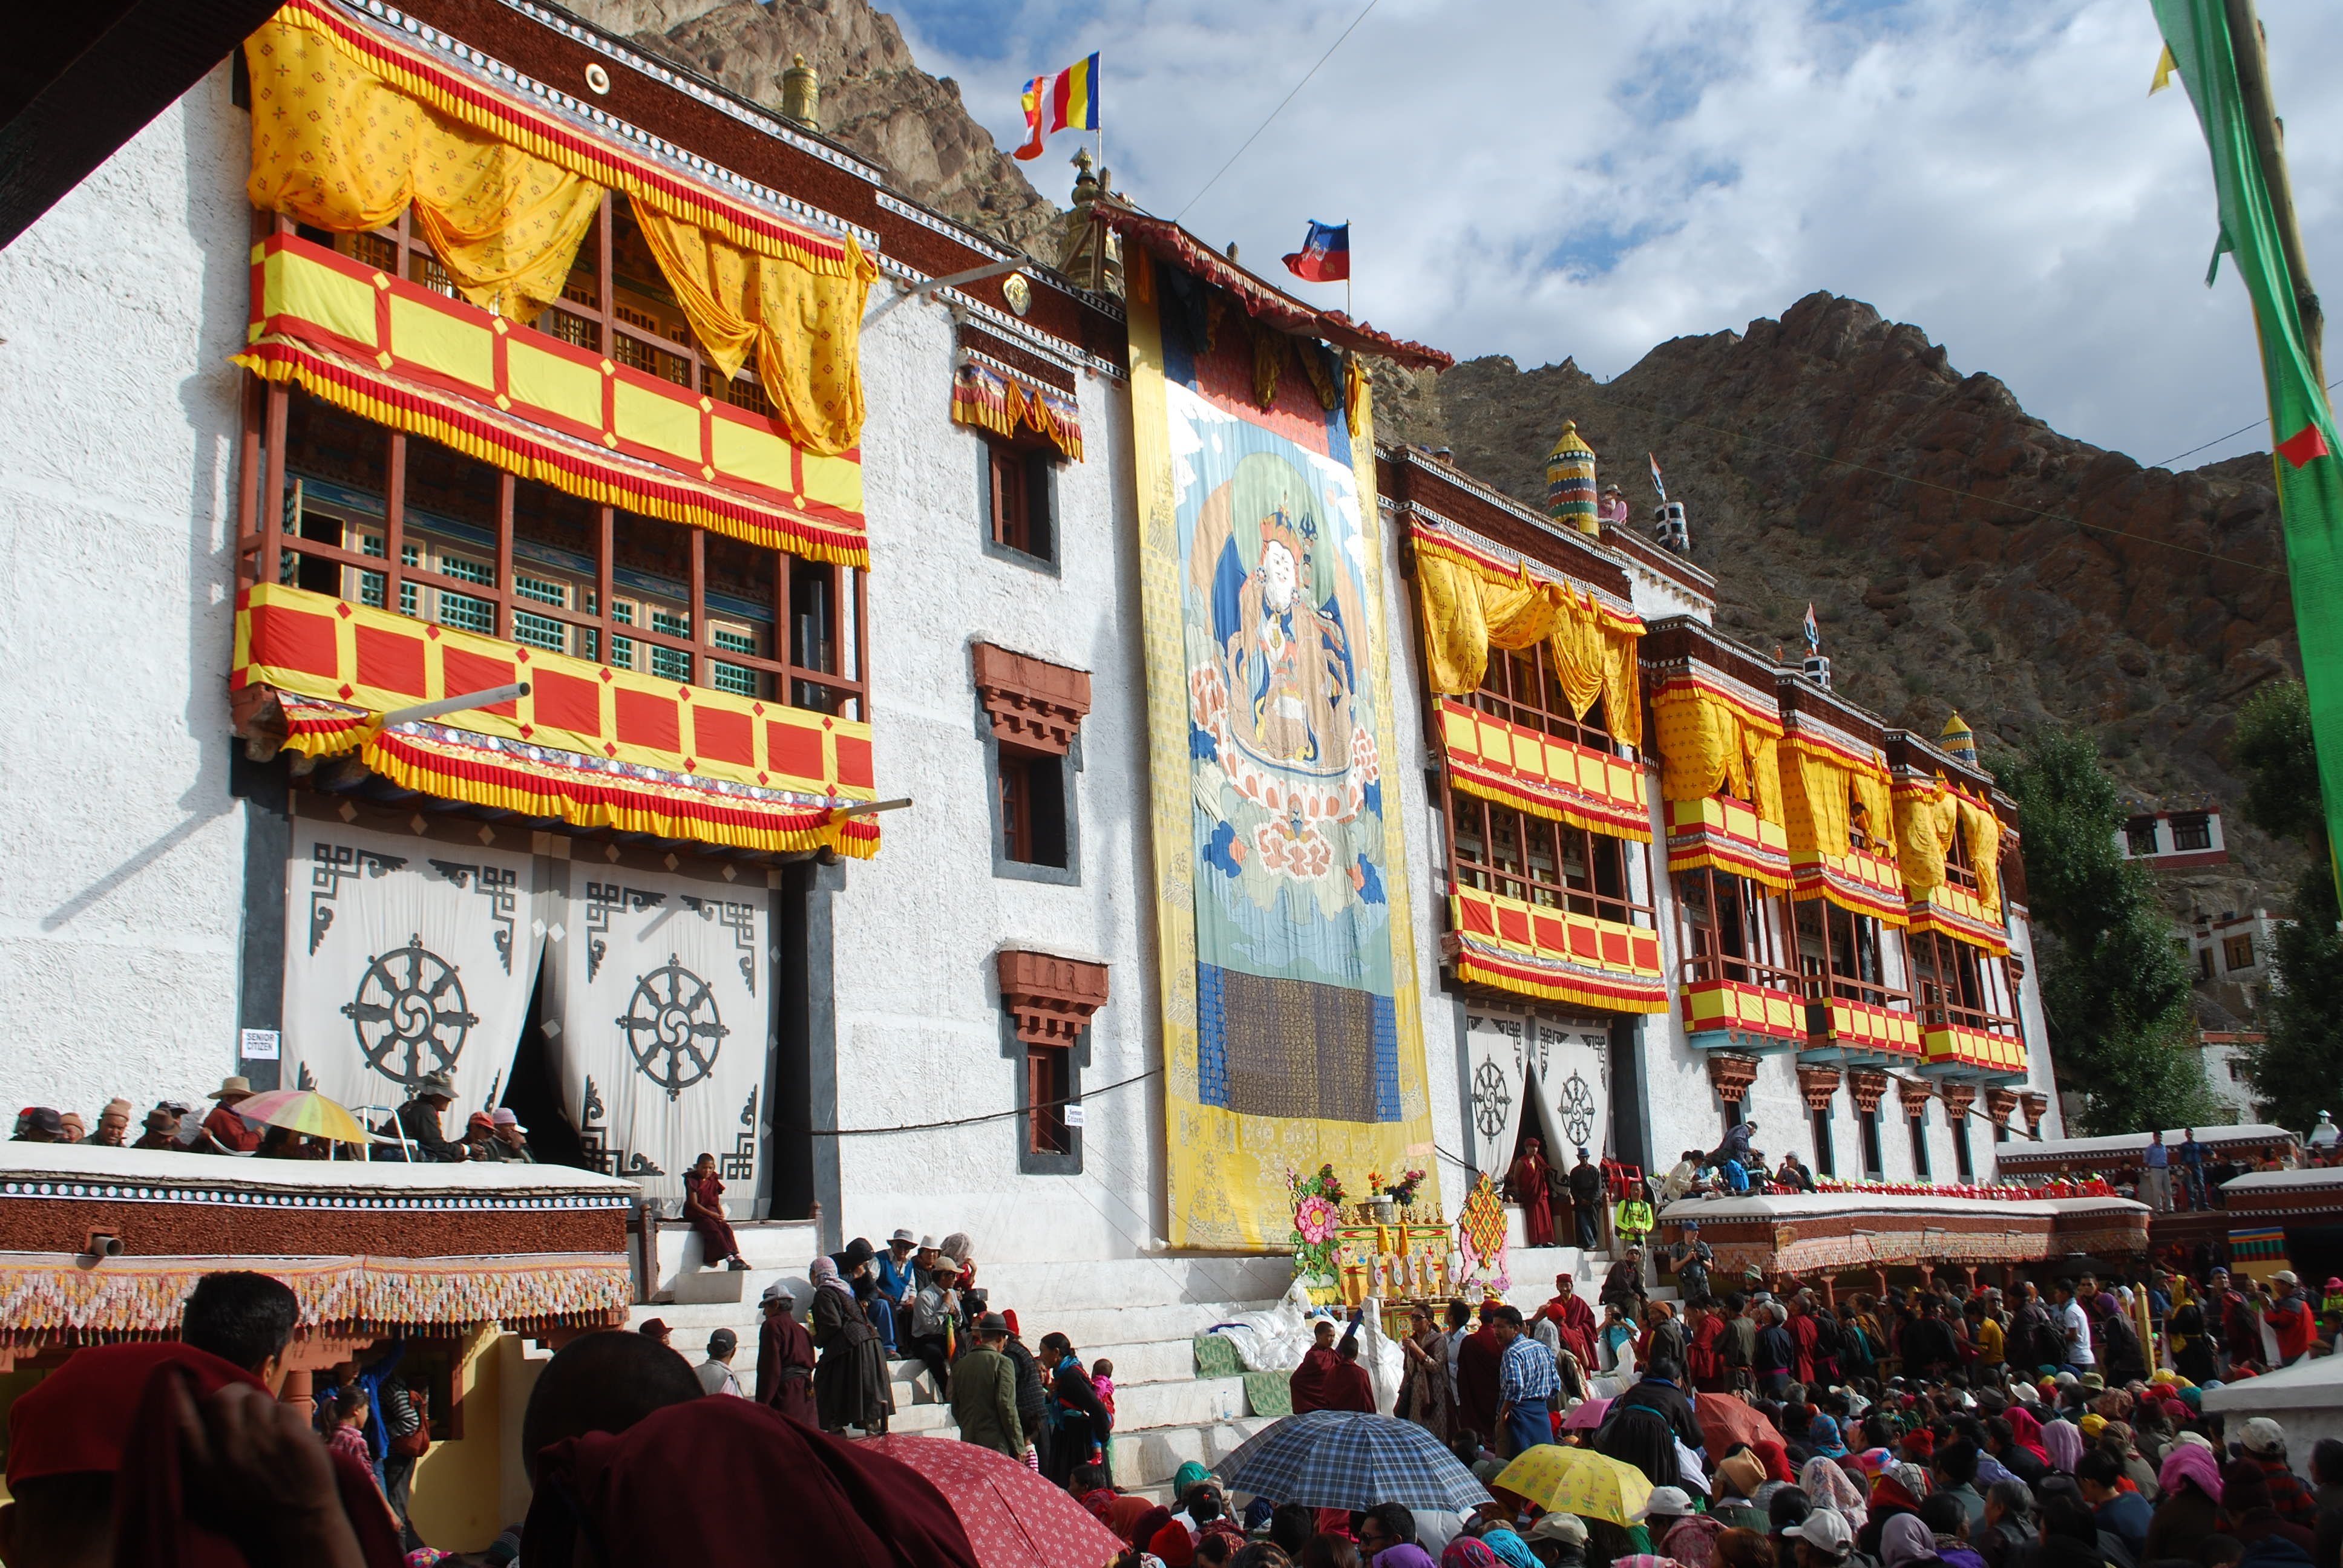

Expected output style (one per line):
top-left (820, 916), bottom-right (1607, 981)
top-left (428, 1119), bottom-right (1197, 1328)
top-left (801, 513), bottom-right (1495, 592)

top-left (326, 1385), bottom-right (379, 1492)
top-left (1091, 1357), bottom-right (1117, 1419)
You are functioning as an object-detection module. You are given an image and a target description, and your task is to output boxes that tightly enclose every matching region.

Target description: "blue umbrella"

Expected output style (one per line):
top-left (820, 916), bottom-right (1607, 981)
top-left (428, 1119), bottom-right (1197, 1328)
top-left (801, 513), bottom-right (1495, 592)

top-left (1214, 1410), bottom-right (1494, 1514)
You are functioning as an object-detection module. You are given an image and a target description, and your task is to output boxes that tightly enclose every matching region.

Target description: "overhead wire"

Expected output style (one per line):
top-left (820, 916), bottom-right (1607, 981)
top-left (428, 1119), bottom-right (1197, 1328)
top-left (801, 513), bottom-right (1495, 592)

top-left (810, 1066), bottom-right (1161, 1137)
top-left (2149, 376), bottom-right (2343, 469)
top-left (1568, 383), bottom-right (2286, 576)
top-left (1172, 0), bottom-right (1381, 223)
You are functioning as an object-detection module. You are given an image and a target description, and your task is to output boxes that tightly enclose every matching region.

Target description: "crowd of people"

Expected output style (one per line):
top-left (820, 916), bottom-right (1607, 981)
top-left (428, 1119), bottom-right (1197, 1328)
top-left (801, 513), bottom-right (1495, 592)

top-left (6, 1072), bottom-right (534, 1163)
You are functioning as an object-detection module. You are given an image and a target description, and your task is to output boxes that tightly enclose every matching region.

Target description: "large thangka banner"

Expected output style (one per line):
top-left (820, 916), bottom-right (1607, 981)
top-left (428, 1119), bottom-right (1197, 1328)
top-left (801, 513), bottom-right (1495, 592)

top-left (546, 863), bottom-right (767, 1210)
top-left (1130, 254), bottom-right (1434, 1247)
top-left (282, 818), bottom-right (546, 1122)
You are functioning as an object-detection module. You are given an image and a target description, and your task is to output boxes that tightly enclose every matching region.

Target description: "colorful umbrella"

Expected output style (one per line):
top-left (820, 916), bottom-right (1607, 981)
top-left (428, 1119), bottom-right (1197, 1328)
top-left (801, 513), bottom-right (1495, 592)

top-left (1695, 1393), bottom-right (1775, 1451)
top-left (856, 1435), bottom-right (1121, 1568)
top-left (1489, 1445), bottom-right (1653, 1525)
top-left (232, 1089), bottom-right (376, 1146)
top-left (1562, 1397), bottom-right (1611, 1431)
top-left (1215, 1410), bottom-right (1493, 1514)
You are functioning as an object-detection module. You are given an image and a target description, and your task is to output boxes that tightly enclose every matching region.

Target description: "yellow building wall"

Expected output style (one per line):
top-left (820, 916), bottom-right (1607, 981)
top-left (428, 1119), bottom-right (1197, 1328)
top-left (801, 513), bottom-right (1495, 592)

top-left (409, 1328), bottom-right (544, 1552)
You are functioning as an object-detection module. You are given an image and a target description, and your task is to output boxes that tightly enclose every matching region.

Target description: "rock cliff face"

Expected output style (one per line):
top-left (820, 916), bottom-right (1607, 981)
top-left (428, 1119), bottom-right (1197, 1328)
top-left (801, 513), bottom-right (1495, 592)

top-left (1374, 292), bottom-right (2302, 902)
top-left (562, 0), bottom-right (1061, 247)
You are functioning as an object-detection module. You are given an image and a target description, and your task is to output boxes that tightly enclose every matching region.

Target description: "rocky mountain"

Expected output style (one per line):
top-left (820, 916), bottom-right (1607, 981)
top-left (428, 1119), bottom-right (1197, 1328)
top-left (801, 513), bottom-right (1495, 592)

top-left (1372, 294), bottom-right (2304, 909)
top-left (561, 0), bottom-right (1061, 247)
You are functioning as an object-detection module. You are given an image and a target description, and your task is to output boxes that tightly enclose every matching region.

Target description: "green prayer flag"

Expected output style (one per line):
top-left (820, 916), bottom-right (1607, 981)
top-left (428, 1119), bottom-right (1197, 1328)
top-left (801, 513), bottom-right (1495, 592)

top-left (2151, 0), bottom-right (2343, 881)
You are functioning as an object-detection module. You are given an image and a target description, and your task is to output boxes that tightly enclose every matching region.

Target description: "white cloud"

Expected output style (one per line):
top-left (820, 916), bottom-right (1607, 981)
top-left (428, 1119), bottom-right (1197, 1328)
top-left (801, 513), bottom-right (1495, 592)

top-left (891, 0), bottom-right (2342, 468)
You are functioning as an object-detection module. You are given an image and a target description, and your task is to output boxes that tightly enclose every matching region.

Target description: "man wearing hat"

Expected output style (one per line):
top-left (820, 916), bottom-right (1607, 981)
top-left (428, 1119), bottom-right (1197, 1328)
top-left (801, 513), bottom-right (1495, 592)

top-left (131, 1103), bottom-right (182, 1150)
top-left (872, 1229), bottom-right (919, 1353)
top-left (1527, 1511), bottom-right (1588, 1567)
top-left (200, 1077), bottom-right (262, 1154)
top-left (695, 1328), bottom-right (746, 1398)
top-left (393, 1070), bottom-right (465, 1162)
top-left (948, 1312), bottom-right (1023, 1460)
top-left (1668, 1221), bottom-right (1714, 1303)
top-left (1788, 1506), bottom-right (1856, 1568)
top-left (10, 1108), bottom-right (64, 1144)
top-left (2264, 1271), bottom-right (2315, 1367)
top-left (487, 1107), bottom-right (534, 1162)
top-left (755, 1282), bottom-right (817, 1424)
top-left (94, 1099), bottom-right (133, 1148)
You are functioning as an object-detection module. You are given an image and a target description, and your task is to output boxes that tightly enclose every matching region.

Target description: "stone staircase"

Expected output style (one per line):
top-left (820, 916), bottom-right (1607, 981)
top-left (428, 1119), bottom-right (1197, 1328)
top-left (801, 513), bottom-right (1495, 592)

top-left (627, 1223), bottom-right (1296, 1500)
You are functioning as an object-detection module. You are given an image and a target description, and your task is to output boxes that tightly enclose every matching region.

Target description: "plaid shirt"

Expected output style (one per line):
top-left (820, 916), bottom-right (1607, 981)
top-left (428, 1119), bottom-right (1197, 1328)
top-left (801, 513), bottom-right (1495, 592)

top-left (1498, 1334), bottom-right (1561, 1405)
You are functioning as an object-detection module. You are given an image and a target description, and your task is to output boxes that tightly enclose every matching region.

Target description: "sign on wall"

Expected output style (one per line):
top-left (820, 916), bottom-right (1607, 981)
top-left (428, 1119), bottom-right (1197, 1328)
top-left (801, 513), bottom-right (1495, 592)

top-left (281, 820), bottom-right (545, 1123)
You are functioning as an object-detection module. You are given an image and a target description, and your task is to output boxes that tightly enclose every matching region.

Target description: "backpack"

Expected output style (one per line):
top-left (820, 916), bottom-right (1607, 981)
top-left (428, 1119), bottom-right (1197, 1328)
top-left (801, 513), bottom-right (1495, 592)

top-left (389, 1379), bottom-right (430, 1460)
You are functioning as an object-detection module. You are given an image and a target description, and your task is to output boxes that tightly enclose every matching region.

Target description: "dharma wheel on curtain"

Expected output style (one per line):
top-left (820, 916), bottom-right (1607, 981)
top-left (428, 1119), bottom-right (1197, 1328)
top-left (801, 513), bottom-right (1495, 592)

top-left (1546, 421), bottom-right (1598, 535)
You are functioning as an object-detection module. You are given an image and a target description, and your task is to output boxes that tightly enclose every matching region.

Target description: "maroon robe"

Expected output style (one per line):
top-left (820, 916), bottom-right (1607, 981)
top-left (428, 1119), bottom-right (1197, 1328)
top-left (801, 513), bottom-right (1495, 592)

top-left (1543, 1284), bottom-right (1601, 1369)
top-left (1506, 1144), bottom-right (1556, 1248)
top-left (1455, 1325), bottom-right (1503, 1439)
top-left (1289, 1345), bottom-right (1345, 1413)
top-left (1323, 1355), bottom-right (1376, 1413)
top-left (757, 1307), bottom-right (817, 1425)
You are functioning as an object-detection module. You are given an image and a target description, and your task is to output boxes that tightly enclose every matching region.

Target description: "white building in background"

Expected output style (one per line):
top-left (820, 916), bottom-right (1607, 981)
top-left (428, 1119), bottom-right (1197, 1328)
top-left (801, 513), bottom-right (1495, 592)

top-left (2117, 805), bottom-right (2230, 869)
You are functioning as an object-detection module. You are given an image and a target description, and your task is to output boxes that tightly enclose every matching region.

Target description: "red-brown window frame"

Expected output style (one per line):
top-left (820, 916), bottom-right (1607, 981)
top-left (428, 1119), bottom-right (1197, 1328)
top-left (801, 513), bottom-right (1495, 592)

top-left (232, 205), bottom-right (870, 719)
top-left (1676, 865), bottom-right (1800, 996)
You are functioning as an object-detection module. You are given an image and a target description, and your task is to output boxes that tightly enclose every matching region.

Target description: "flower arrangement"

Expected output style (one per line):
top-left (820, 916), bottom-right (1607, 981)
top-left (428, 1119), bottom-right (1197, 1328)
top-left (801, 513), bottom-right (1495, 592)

top-left (1384, 1169), bottom-right (1427, 1206)
top-left (1286, 1164), bottom-right (1348, 1284)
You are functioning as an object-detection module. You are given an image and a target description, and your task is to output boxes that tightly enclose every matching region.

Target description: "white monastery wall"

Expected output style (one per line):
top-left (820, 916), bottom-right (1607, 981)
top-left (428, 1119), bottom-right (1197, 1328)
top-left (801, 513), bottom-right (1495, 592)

top-left (0, 68), bottom-right (254, 1117)
top-left (828, 292), bottom-right (1162, 1262)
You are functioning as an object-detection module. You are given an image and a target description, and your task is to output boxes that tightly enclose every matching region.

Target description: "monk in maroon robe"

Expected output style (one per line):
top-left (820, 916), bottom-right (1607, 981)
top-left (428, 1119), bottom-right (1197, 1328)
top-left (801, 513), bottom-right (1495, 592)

top-left (1542, 1274), bottom-right (1601, 1369)
top-left (1506, 1138), bottom-right (1556, 1249)
top-left (1454, 1316), bottom-right (1503, 1440)
top-left (756, 1288), bottom-right (817, 1425)
top-left (1323, 1338), bottom-right (1376, 1412)
top-left (1289, 1321), bottom-right (1346, 1413)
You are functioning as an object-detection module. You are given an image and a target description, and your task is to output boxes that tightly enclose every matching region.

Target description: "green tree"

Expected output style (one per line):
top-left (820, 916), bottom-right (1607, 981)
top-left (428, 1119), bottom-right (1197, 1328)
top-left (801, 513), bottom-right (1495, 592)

top-left (2227, 679), bottom-right (2343, 1129)
top-left (1994, 730), bottom-right (2217, 1134)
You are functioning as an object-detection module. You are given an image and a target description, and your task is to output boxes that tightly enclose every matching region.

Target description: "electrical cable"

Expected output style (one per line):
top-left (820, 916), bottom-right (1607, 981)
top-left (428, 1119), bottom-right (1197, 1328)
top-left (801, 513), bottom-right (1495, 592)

top-left (1568, 383), bottom-right (2286, 577)
top-left (2149, 376), bottom-right (2343, 469)
top-left (808, 1066), bottom-right (1161, 1138)
top-left (1172, 0), bottom-right (1381, 223)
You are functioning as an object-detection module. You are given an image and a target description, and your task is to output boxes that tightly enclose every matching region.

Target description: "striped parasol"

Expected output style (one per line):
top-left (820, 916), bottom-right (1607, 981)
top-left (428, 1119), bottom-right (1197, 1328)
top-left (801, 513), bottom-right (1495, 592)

top-left (232, 1089), bottom-right (376, 1146)
top-left (1214, 1411), bottom-right (1492, 1514)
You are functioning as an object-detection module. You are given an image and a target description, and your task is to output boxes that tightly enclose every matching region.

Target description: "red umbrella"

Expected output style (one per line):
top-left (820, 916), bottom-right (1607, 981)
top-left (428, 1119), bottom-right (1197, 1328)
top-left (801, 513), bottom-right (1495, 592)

top-left (1696, 1392), bottom-right (1776, 1450)
top-left (856, 1435), bottom-right (1122, 1568)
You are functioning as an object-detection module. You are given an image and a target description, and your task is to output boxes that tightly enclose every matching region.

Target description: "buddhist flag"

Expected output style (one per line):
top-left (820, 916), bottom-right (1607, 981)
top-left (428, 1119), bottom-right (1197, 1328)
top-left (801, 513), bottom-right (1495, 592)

top-left (1648, 452), bottom-right (1666, 501)
top-left (1014, 53), bottom-right (1100, 162)
top-left (1803, 602), bottom-right (1820, 652)
top-left (1283, 220), bottom-right (1350, 283)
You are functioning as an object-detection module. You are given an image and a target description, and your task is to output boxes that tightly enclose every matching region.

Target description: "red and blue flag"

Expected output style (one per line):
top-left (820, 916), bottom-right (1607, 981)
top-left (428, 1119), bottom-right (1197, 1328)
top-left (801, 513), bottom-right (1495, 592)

top-left (1282, 220), bottom-right (1350, 283)
top-left (1014, 54), bottom-right (1100, 162)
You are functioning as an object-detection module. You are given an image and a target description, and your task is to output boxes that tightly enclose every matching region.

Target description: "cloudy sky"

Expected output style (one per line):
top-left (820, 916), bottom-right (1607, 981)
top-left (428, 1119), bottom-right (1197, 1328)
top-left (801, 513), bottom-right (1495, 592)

top-left (884, 0), bottom-right (2341, 470)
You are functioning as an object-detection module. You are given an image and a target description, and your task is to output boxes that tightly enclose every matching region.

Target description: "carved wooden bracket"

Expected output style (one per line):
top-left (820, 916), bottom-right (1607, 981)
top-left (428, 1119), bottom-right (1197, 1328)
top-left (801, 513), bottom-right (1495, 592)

top-left (2017, 1091), bottom-right (2048, 1134)
top-left (1984, 1088), bottom-right (2019, 1128)
top-left (1847, 1070), bottom-right (1889, 1116)
top-left (1938, 1083), bottom-right (1978, 1120)
top-left (972, 642), bottom-right (1092, 755)
top-left (1896, 1076), bottom-right (1935, 1117)
top-left (1706, 1053), bottom-right (1759, 1105)
top-left (1796, 1065), bottom-right (1843, 1112)
top-left (996, 948), bottom-right (1110, 1045)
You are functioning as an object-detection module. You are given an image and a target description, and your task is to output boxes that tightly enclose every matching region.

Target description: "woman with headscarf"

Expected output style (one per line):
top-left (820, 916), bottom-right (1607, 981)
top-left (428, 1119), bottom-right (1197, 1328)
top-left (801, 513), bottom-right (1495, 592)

top-left (2145, 1442), bottom-right (2223, 1563)
top-left (1806, 1414), bottom-right (1849, 1460)
top-left (1043, 1331), bottom-right (1115, 1488)
top-left (1445, 1541), bottom-right (1506, 1568)
top-left (2040, 1418), bottom-right (2085, 1476)
top-left (1878, 1514), bottom-right (1945, 1568)
top-left (1801, 1456), bottom-right (1870, 1535)
top-left (809, 1254), bottom-right (893, 1434)
top-left (2004, 1408), bottom-right (2050, 1468)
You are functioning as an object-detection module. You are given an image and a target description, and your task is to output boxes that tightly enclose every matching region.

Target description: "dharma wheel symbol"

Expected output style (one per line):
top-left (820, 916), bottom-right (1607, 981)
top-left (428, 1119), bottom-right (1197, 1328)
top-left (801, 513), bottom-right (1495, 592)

top-left (618, 957), bottom-right (729, 1101)
top-left (1558, 1071), bottom-right (1598, 1150)
top-left (342, 935), bottom-right (478, 1088)
top-left (1471, 1058), bottom-right (1513, 1142)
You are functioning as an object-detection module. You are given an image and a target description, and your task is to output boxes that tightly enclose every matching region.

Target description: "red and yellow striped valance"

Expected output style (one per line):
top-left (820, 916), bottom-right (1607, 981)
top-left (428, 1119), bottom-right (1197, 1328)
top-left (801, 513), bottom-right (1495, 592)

top-left (1653, 675), bottom-right (1788, 889)
top-left (1411, 520), bottom-right (1643, 750)
top-left (1446, 886), bottom-right (1666, 1013)
top-left (244, 0), bottom-right (873, 457)
top-left (1682, 978), bottom-right (1805, 1047)
top-left (1924, 1022), bottom-right (2028, 1079)
top-left (1894, 775), bottom-right (2008, 952)
top-left (1815, 996), bottom-right (1923, 1059)
top-left (1664, 794), bottom-right (1793, 890)
top-left (952, 358), bottom-right (1084, 462)
top-left (1434, 698), bottom-right (1651, 843)
top-left (234, 581), bottom-right (879, 857)
top-left (239, 235), bottom-right (865, 567)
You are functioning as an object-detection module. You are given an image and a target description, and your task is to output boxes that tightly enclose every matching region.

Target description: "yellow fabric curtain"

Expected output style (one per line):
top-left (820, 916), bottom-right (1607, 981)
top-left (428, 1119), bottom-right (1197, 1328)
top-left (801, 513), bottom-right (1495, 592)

top-left (1957, 794), bottom-right (2005, 920)
top-left (1653, 686), bottom-right (1784, 822)
top-left (1414, 551), bottom-right (1643, 748)
top-left (1893, 782), bottom-right (1960, 900)
top-left (245, 17), bottom-right (599, 320)
top-left (1783, 740), bottom-right (1900, 862)
top-left (632, 208), bottom-right (871, 456)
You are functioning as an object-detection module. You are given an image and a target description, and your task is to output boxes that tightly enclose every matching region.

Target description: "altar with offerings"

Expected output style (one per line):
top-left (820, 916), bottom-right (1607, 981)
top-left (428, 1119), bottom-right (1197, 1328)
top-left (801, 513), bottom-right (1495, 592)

top-left (1288, 1163), bottom-right (1460, 1305)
